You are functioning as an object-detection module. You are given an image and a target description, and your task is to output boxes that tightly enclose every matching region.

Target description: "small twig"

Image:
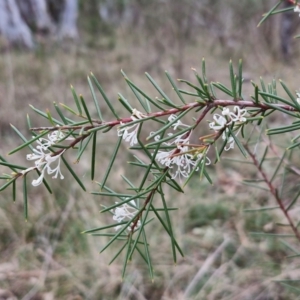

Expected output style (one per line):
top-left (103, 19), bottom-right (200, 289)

top-left (245, 145), bottom-right (300, 242)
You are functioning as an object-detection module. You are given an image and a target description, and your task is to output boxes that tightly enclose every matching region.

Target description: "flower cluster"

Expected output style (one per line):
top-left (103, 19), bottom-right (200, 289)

top-left (154, 115), bottom-right (210, 181)
top-left (117, 108), bottom-right (147, 146)
top-left (111, 199), bottom-right (141, 231)
top-left (21, 131), bottom-right (71, 186)
top-left (209, 106), bottom-right (247, 151)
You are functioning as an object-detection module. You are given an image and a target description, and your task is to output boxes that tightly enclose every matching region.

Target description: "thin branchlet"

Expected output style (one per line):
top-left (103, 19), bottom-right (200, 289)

top-left (245, 145), bottom-right (300, 242)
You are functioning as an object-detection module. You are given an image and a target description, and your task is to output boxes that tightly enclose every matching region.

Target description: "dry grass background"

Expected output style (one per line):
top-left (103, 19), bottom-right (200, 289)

top-left (1, 12), bottom-right (300, 300)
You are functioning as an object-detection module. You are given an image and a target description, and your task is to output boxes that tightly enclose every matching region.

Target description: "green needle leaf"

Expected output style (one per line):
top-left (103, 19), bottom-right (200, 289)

top-left (75, 133), bottom-right (92, 163)
top-left (82, 222), bottom-right (129, 234)
top-left (54, 102), bottom-right (68, 125)
top-left (100, 136), bottom-right (122, 190)
top-left (109, 241), bottom-right (128, 265)
top-left (122, 234), bottom-right (133, 278)
top-left (229, 60), bottom-right (236, 99)
top-left (0, 161), bottom-right (26, 170)
top-left (46, 109), bottom-right (56, 126)
top-left (61, 156), bottom-right (86, 191)
top-left (88, 75), bottom-right (103, 121)
top-left (286, 188), bottom-right (300, 211)
top-left (29, 105), bottom-right (63, 125)
top-left (259, 91), bottom-right (296, 108)
top-left (91, 132), bottom-right (97, 180)
top-left (80, 95), bottom-right (94, 125)
top-left (118, 93), bottom-right (133, 113)
top-left (23, 175), bottom-right (28, 221)
top-left (254, 85), bottom-right (259, 104)
top-left (238, 59), bottom-right (243, 98)
top-left (150, 203), bottom-right (184, 257)
top-left (0, 156), bottom-right (18, 173)
top-left (125, 78), bottom-right (166, 111)
top-left (212, 82), bottom-right (233, 97)
top-left (70, 85), bottom-right (82, 115)
top-left (178, 79), bottom-right (207, 98)
top-left (257, 1), bottom-right (282, 27)
top-left (165, 71), bottom-right (186, 104)
top-left (91, 72), bottom-right (120, 119)
top-left (159, 185), bottom-right (176, 263)
top-left (60, 103), bottom-right (78, 116)
top-left (121, 70), bottom-right (150, 113)
top-left (145, 72), bottom-right (173, 104)
top-left (0, 178), bottom-right (16, 192)
top-left (227, 126), bottom-right (247, 157)
top-left (264, 102), bottom-right (297, 118)
top-left (141, 228), bottom-right (153, 279)
top-left (12, 180), bottom-right (16, 201)
top-left (279, 79), bottom-right (300, 110)
top-left (128, 192), bottom-right (154, 258)
top-left (8, 129), bottom-right (49, 155)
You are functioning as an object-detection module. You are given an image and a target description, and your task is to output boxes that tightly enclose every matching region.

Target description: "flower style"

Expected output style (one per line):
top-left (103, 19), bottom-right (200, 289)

top-left (21, 130), bottom-right (68, 186)
top-left (111, 199), bottom-right (141, 231)
top-left (294, 5), bottom-right (300, 16)
top-left (117, 108), bottom-right (147, 146)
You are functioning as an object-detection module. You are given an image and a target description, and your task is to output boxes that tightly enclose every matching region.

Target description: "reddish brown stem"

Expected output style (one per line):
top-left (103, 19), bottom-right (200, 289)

top-left (245, 145), bottom-right (300, 242)
top-left (30, 99), bottom-right (298, 132)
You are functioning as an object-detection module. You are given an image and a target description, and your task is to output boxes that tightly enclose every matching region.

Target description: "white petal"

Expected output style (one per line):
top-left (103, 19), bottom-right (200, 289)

top-left (32, 170), bottom-right (45, 186)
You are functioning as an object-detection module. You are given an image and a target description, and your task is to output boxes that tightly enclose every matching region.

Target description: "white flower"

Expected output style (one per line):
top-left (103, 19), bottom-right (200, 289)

top-left (209, 114), bottom-right (227, 131)
top-left (294, 5), bottom-right (300, 16)
top-left (117, 109), bottom-right (147, 146)
top-left (156, 146), bottom-right (210, 180)
top-left (22, 130), bottom-right (67, 186)
top-left (112, 200), bottom-right (141, 231)
top-left (151, 116), bottom-right (210, 181)
top-left (117, 122), bottom-right (139, 146)
top-left (229, 106), bottom-right (247, 123)
top-left (29, 151), bottom-right (65, 186)
top-left (209, 107), bottom-right (247, 152)
top-left (155, 130), bottom-right (211, 181)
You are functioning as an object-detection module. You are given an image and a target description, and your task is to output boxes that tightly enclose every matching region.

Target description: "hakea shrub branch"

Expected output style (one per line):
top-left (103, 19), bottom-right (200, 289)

top-left (29, 99), bottom-right (298, 133)
top-left (2, 50), bottom-right (300, 278)
top-left (20, 99), bottom-right (296, 187)
top-left (9, 96), bottom-right (300, 233)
